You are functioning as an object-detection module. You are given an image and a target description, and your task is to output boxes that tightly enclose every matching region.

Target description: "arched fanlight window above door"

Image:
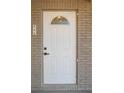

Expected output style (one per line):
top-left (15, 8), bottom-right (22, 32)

top-left (51, 16), bottom-right (69, 24)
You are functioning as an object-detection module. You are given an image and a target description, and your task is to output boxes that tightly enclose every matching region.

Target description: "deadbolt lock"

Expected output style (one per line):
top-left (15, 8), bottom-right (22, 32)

top-left (44, 47), bottom-right (47, 50)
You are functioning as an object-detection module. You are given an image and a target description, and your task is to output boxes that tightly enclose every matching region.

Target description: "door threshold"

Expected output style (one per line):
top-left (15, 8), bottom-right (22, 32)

top-left (31, 90), bottom-right (92, 93)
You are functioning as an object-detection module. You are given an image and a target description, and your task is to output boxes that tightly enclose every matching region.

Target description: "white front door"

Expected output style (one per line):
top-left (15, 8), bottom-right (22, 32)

top-left (43, 11), bottom-right (76, 84)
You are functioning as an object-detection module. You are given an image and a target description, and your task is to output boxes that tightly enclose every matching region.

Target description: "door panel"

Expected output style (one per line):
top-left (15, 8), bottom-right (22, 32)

top-left (43, 11), bottom-right (76, 84)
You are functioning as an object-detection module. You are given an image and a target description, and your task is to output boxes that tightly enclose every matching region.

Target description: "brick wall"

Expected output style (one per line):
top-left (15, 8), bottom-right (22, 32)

top-left (31, 0), bottom-right (92, 91)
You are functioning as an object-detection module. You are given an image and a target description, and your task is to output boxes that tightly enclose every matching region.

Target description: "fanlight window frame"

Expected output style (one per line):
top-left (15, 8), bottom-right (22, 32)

top-left (51, 16), bottom-right (69, 24)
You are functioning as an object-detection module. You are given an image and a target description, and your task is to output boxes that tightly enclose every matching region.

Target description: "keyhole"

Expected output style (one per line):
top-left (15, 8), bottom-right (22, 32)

top-left (44, 47), bottom-right (47, 50)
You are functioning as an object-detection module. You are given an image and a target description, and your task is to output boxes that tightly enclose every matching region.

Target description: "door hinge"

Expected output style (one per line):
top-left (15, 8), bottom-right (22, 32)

top-left (76, 58), bottom-right (79, 62)
top-left (76, 13), bottom-right (79, 16)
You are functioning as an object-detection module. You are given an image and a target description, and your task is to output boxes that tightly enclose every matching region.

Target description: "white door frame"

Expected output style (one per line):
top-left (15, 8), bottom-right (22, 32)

top-left (41, 9), bottom-right (78, 86)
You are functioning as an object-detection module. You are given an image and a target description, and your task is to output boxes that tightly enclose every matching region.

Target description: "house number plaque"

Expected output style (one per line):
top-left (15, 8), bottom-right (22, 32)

top-left (33, 24), bottom-right (37, 35)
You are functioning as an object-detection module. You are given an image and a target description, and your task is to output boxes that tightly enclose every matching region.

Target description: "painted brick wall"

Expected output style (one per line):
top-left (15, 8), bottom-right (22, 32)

top-left (31, 0), bottom-right (92, 91)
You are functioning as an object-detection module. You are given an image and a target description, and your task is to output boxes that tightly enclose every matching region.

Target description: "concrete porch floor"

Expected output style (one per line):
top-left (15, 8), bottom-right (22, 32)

top-left (31, 90), bottom-right (92, 93)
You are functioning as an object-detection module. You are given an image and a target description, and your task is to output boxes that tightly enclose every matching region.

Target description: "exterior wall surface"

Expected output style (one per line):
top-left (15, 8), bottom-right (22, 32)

top-left (32, 0), bottom-right (92, 91)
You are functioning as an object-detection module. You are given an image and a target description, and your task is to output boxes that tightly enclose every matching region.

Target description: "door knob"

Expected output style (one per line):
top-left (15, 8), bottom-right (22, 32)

top-left (44, 52), bottom-right (50, 55)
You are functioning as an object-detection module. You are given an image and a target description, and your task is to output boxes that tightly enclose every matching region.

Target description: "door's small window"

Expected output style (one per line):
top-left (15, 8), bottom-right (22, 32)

top-left (51, 16), bottom-right (69, 24)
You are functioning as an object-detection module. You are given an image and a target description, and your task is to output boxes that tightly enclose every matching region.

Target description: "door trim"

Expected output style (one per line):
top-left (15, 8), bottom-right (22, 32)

top-left (41, 9), bottom-right (78, 87)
